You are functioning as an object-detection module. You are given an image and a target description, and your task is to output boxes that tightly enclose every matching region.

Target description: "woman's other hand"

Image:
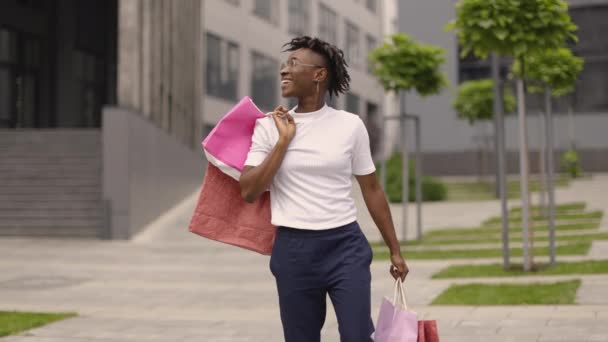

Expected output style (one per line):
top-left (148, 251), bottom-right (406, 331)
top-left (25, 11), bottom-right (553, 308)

top-left (390, 253), bottom-right (409, 281)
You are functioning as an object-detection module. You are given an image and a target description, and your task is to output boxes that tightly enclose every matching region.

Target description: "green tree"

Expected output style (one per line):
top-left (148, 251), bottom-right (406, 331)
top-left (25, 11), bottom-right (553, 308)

top-left (447, 0), bottom-right (577, 60)
top-left (453, 79), bottom-right (516, 124)
top-left (368, 33), bottom-right (446, 241)
top-left (453, 80), bottom-right (517, 183)
top-left (369, 33), bottom-right (447, 96)
top-left (512, 47), bottom-right (584, 97)
top-left (447, 0), bottom-right (578, 271)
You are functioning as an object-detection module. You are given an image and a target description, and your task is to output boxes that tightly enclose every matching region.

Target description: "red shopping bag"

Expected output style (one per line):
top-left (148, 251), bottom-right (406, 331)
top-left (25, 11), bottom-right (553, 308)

top-left (188, 163), bottom-right (276, 255)
top-left (417, 320), bottom-right (439, 342)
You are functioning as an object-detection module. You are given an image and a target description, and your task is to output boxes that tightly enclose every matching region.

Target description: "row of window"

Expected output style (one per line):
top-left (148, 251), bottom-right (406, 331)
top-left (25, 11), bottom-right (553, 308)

top-left (346, 91), bottom-right (381, 156)
top-left (222, 0), bottom-right (379, 72)
top-left (205, 31), bottom-right (382, 117)
top-left (206, 32), bottom-right (280, 110)
top-left (227, 0), bottom-right (378, 26)
top-left (206, 2), bottom-right (381, 107)
top-left (316, 3), bottom-right (378, 72)
top-left (459, 5), bottom-right (608, 113)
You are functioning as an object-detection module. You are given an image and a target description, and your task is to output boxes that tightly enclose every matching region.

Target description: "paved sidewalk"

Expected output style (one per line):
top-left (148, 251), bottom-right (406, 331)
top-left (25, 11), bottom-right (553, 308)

top-left (0, 175), bottom-right (607, 341)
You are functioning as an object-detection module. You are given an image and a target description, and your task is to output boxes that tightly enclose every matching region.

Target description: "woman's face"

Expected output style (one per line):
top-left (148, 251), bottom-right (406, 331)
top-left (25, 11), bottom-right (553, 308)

top-left (280, 48), bottom-right (326, 98)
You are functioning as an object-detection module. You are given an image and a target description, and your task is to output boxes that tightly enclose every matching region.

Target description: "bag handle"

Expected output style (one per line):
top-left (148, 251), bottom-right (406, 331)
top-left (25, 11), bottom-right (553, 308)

top-left (392, 277), bottom-right (409, 310)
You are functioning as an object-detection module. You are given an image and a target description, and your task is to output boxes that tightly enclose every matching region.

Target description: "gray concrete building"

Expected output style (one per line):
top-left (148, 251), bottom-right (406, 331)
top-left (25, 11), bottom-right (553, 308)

top-left (202, 0), bottom-right (387, 157)
top-left (0, 0), bottom-right (205, 239)
top-left (397, 0), bottom-right (608, 175)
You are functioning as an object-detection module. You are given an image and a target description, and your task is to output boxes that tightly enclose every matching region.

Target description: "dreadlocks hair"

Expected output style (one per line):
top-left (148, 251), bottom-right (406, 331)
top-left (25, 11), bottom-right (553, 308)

top-left (282, 36), bottom-right (351, 98)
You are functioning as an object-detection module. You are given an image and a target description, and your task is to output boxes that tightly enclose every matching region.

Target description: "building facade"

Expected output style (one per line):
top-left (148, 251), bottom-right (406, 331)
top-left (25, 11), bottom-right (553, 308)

top-left (0, 0), bottom-right (205, 239)
top-left (202, 0), bottom-right (386, 157)
top-left (397, 0), bottom-right (608, 175)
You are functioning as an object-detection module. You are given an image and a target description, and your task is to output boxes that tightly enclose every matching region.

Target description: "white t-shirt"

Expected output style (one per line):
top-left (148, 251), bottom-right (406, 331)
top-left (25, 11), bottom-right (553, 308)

top-left (244, 104), bottom-right (376, 230)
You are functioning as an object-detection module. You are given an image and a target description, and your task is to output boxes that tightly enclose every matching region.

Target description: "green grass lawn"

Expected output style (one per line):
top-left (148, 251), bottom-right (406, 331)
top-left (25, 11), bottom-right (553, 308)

top-left (423, 221), bottom-right (600, 240)
top-left (372, 241), bottom-right (590, 260)
top-left (370, 231), bottom-right (608, 248)
top-left (482, 210), bottom-right (603, 226)
top-left (444, 176), bottom-right (573, 201)
top-left (370, 201), bottom-right (601, 259)
top-left (432, 260), bottom-right (608, 279)
top-left (510, 202), bottom-right (586, 214)
top-left (0, 311), bottom-right (76, 337)
top-left (430, 280), bottom-right (580, 305)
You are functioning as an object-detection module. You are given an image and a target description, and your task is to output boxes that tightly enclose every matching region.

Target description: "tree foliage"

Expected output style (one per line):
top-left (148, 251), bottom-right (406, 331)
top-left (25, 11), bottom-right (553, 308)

top-left (447, 0), bottom-right (577, 59)
top-left (511, 48), bottom-right (584, 97)
top-left (453, 79), bottom-right (516, 124)
top-left (369, 33), bottom-right (447, 96)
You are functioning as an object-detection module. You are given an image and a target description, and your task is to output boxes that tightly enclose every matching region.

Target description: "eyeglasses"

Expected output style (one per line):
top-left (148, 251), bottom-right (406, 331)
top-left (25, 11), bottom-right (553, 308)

top-left (280, 59), bottom-right (324, 70)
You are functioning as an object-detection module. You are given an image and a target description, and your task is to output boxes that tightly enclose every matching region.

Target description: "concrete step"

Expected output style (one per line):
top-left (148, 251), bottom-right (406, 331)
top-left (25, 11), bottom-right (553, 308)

top-left (0, 156), bottom-right (100, 163)
top-left (0, 208), bottom-right (103, 219)
top-left (0, 186), bottom-right (101, 194)
top-left (0, 167), bottom-right (101, 176)
top-left (1, 174), bottom-right (100, 182)
top-left (0, 200), bottom-right (102, 210)
top-left (0, 192), bottom-right (102, 202)
top-left (0, 152), bottom-right (100, 158)
top-left (0, 128), bottom-right (100, 140)
top-left (1, 178), bottom-right (101, 186)
top-left (0, 225), bottom-right (99, 238)
top-left (0, 129), bottom-right (103, 239)
top-left (0, 216), bottom-right (103, 227)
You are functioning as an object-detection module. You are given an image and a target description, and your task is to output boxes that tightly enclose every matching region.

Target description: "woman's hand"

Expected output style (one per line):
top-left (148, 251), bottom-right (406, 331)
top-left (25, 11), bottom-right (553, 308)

top-left (270, 105), bottom-right (296, 143)
top-left (390, 253), bottom-right (409, 281)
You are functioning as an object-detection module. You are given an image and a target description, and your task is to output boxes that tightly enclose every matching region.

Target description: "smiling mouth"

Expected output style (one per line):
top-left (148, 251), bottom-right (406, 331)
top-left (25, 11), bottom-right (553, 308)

top-left (281, 80), bottom-right (292, 86)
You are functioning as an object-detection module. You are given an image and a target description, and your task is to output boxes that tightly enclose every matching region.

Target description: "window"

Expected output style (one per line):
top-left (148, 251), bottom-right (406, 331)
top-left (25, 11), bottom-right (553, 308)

top-left (253, 0), bottom-right (278, 25)
top-left (366, 0), bottom-right (377, 13)
top-left (206, 32), bottom-right (239, 101)
top-left (457, 47), bottom-right (510, 83)
top-left (345, 21), bottom-right (360, 67)
top-left (0, 68), bottom-right (12, 127)
top-left (73, 50), bottom-right (103, 127)
top-left (366, 101), bottom-right (380, 156)
top-left (345, 92), bottom-right (360, 114)
top-left (289, 0), bottom-right (310, 37)
top-left (325, 93), bottom-right (337, 108)
top-left (366, 34), bottom-right (377, 74)
top-left (0, 29), bottom-right (41, 128)
top-left (569, 5), bottom-right (608, 112)
top-left (0, 29), bottom-right (16, 127)
top-left (288, 97), bottom-right (298, 109)
top-left (0, 29), bottom-right (17, 63)
top-left (319, 4), bottom-right (337, 45)
top-left (251, 51), bottom-right (278, 111)
top-left (202, 123), bottom-right (215, 140)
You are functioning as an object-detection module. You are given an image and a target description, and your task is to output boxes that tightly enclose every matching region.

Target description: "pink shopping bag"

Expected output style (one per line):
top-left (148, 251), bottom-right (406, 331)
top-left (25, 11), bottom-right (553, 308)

top-left (374, 278), bottom-right (418, 342)
top-left (188, 163), bottom-right (276, 255)
top-left (202, 96), bottom-right (266, 172)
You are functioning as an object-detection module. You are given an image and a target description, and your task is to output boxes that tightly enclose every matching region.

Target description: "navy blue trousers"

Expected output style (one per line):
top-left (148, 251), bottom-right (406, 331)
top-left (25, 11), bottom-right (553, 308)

top-left (270, 221), bottom-right (374, 342)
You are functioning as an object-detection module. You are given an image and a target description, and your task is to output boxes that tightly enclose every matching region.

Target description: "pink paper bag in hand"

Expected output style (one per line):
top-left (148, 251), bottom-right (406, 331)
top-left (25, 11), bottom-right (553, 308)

top-left (202, 96), bottom-right (266, 172)
top-left (374, 278), bottom-right (418, 342)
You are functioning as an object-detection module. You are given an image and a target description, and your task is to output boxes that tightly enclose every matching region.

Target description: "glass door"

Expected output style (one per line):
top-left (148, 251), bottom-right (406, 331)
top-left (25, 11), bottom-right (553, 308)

top-left (0, 28), bottom-right (17, 128)
top-left (0, 27), bottom-right (40, 128)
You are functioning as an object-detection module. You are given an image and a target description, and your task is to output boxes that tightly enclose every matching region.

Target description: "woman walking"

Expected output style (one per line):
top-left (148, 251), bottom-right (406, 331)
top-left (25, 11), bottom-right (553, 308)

top-left (240, 36), bottom-right (408, 342)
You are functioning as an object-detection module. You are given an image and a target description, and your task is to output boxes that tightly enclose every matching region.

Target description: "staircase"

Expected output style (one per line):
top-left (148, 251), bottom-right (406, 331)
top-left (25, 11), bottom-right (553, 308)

top-left (0, 129), bottom-right (104, 238)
